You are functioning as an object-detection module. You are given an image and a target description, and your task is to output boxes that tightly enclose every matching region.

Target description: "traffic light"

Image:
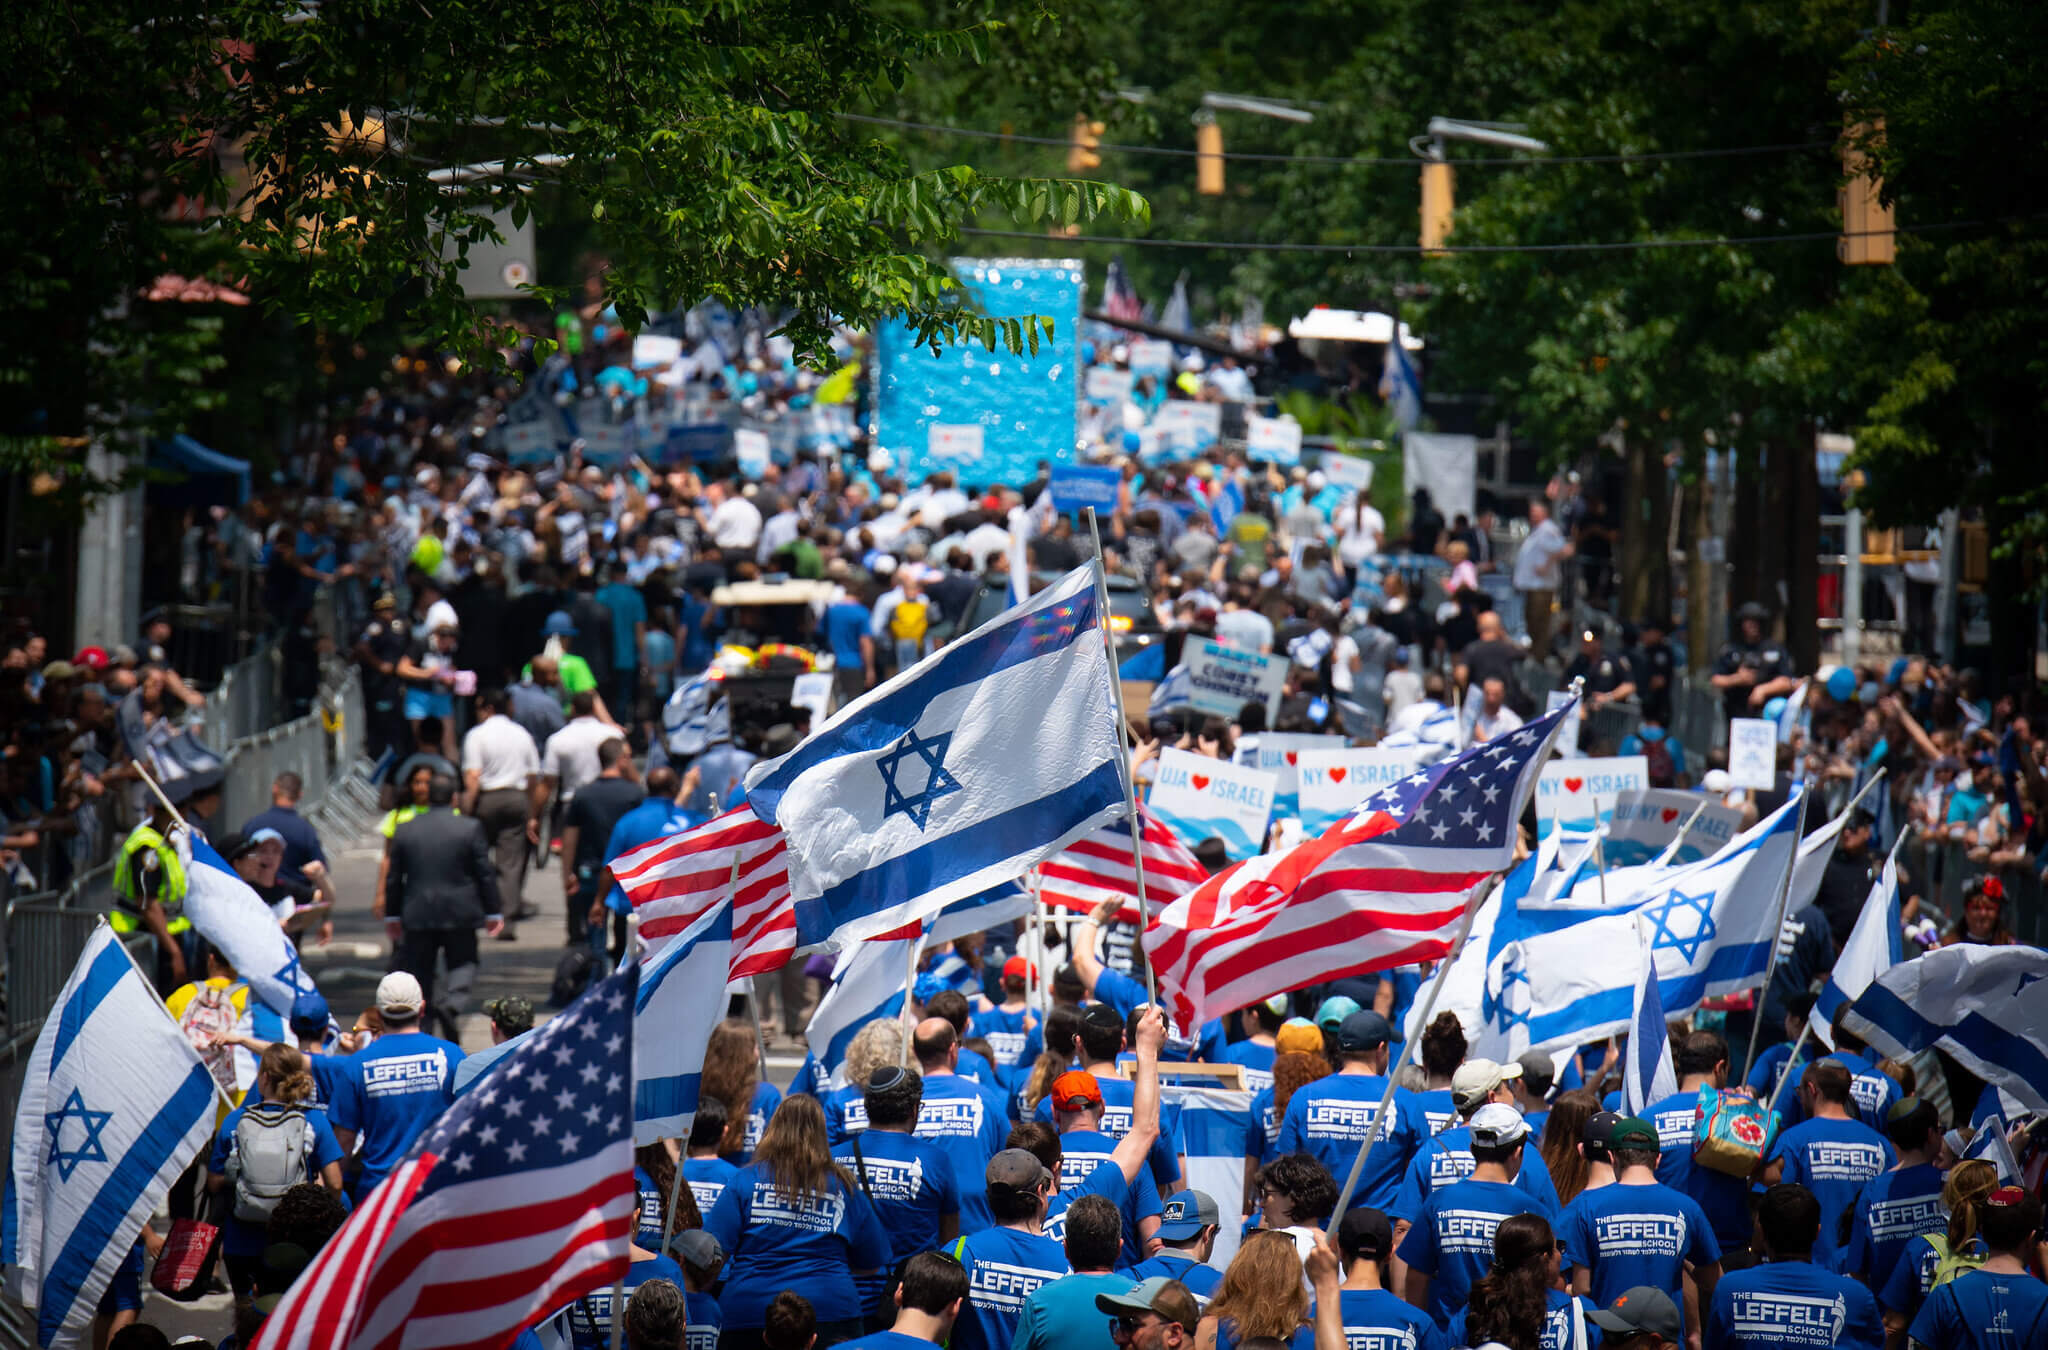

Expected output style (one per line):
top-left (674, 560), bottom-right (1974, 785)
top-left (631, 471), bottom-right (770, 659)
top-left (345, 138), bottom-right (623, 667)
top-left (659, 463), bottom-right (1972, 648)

top-left (1420, 160), bottom-right (1454, 254)
top-left (1068, 115), bottom-right (1104, 174)
top-left (1839, 119), bottom-right (1895, 265)
top-left (1196, 117), bottom-right (1224, 196)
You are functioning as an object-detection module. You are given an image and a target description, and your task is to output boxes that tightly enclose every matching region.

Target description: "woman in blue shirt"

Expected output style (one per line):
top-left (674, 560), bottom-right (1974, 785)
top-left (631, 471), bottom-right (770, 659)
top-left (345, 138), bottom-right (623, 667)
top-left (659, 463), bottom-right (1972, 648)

top-left (633, 1141), bottom-right (699, 1251)
top-left (1446, 1213), bottom-right (1596, 1350)
top-left (703, 1018), bottom-right (782, 1164)
top-left (1199, 1230), bottom-right (1314, 1350)
top-left (207, 1044), bottom-right (346, 1306)
top-left (704, 1094), bottom-right (892, 1348)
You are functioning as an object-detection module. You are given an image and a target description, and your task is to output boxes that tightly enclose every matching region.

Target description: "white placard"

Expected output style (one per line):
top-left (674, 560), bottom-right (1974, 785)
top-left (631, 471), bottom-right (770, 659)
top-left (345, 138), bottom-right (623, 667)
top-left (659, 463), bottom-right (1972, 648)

top-left (1237, 733), bottom-right (1347, 812)
top-left (928, 423), bottom-right (986, 463)
top-left (1187, 639), bottom-right (1285, 719)
top-left (1319, 454), bottom-right (1374, 495)
top-left (1086, 366), bottom-right (1136, 404)
top-left (1535, 755), bottom-right (1649, 839)
top-left (579, 421), bottom-right (638, 464)
top-left (1297, 746), bottom-right (1425, 834)
top-left (631, 334), bottom-right (684, 370)
top-left (1246, 414), bottom-right (1304, 466)
top-left (501, 420), bottom-right (557, 463)
top-left (1605, 788), bottom-right (1743, 866)
top-left (1154, 400), bottom-right (1222, 453)
top-left (1545, 689), bottom-right (1583, 759)
top-left (1129, 340), bottom-right (1175, 377)
top-left (1727, 718), bottom-right (1779, 791)
top-left (1147, 747), bottom-right (1277, 862)
top-left (789, 671), bottom-right (834, 730)
top-left (733, 427), bottom-right (771, 480)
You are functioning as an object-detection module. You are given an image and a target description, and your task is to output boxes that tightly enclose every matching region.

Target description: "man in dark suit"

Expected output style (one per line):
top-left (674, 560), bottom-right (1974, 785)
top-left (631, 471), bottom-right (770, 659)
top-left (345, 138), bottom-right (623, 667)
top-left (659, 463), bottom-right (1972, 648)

top-left (386, 773), bottom-right (505, 1039)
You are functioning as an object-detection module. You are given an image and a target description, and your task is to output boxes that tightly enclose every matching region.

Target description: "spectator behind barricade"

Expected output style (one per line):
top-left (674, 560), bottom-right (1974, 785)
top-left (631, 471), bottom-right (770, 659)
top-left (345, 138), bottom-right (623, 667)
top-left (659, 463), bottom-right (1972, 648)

top-left (240, 772), bottom-right (326, 886)
top-left (397, 614), bottom-right (462, 761)
top-left (1562, 626), bottom-right (1636, 711)
top-left (1942, 875), bottom-right (2018, 946)
top-left (1512, 500), bottom-right (1571, 663)
top-left (1711, 603), bottom-right (1800, 722)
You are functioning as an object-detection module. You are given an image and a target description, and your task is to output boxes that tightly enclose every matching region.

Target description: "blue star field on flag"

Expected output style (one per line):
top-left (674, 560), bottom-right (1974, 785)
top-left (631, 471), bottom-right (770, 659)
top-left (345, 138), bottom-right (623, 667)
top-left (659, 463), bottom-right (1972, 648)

top-left (1347, 722), bottom-right (1546, 848)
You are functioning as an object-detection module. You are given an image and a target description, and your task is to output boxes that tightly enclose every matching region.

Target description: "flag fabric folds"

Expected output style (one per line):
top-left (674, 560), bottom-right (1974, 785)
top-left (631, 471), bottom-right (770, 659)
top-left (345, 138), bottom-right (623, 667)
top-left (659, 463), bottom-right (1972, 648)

top-left (612, 807), bottom-right (793, 981)
top-left (252, 967), bottom-right (640, 1350)
top-left (177, 827), bottom-right (322, 1018)
top-left (1144, 703), bottom-right (1573, 1030)
top-left (1843, 945), bottom-right (2048, 1115)
top-left (1959, 1114), bottom-right (2022, 1186)
top-left (744, 564), bottom-right (1125, 949)
top-left (801, 930), bottom-right (921, 1094)
top-left (1622, 916), bottom-right (1679, 1116)
top-left (4, 927), bottom-right (219, 1348)
top-left (1037, 805), bottom-right (1206, 924)
top-left (1810, 838), bottom-right (1905, 1048)
top-left (634, 903), bottom-right (732, 1145)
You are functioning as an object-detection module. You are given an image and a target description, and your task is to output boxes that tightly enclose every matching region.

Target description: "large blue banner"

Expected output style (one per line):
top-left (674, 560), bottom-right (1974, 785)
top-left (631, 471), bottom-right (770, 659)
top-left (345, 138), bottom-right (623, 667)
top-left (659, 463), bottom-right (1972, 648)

top-left (871, 258), bottom-right (1082, 488)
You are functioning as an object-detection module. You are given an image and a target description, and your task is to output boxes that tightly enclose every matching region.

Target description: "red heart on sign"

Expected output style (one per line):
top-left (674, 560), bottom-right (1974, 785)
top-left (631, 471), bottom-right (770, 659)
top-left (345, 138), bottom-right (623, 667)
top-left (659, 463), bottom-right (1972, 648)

top-left (1564, 777), bottom-right (1585, 793)
top-left (1191, 775), bottom-right (1211, 792)
top-left (1285, 752), bottom-right (1299, 766)
top-left (1328, 767), bottom-right (1348, 784)
top-left (1662, 808), bottom-right (1680, 823)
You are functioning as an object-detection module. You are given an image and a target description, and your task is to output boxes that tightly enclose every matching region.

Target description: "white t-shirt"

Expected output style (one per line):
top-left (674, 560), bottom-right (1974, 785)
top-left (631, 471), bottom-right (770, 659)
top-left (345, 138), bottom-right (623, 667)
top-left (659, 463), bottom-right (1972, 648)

top-left (1512, 518), bottom-right (1569, 591)
top-left (542, 715), bottom-right (616, 802)
top-left (708, 496), bottom-right (763, 549)
top-left (1474, 704), bottom-right (1525, 742)
top-left (462, 713), bottom-right (542, 792)
top-left (1330, 632), bottom-right (1362, 694)
top-left (1337, 505), bottom-right (1386, 567)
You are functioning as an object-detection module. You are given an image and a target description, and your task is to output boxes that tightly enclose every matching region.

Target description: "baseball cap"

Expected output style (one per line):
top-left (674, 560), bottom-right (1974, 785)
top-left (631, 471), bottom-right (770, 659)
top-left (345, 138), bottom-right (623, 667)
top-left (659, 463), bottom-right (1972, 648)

top-left (1156, 1189), bottom-right (1220, 1241)
top-left (985, 1148), bottom-right (1051, 1196)
top-left (1314, 995), bottom-right (1363, 1031)
top-left (288, 990), bottom-right (331, 1035)
top-left (1095, 1278), bottom-right (1199, 1334)
top-left (1583, 1110), bottom-right (1625, 1149)
top-left (41, 660), bottom-right (76, 681)
top-left (671, 1229), bottom-right (723, 1271)
top-left (1335, 1010), bottom-right (1393, 1052)
top-left (1588, 1287), bottom-right (1682, 1341)
top-left (1336, 1206), bottom-right (1394, 1261)
top-left (542, 610), bottom-right (578, 636)
top-left (1609, 1116), bottom-right (1660, 1150)
top-left (1274, 1018), bottom-right (1325, 1056)
top-left (1468, 1102), bottom-right (1530, 1149)
top-left (109, 644), bottom-right (140, 666)
top-left (484, 995), bottom-right (535, 1036)
top-left (245, 826), bottom-right (285, 852)
top-left (1050, 1070), bottom-right (1105, 1112)
top-left (73, 646), bottom-right (109, 670)
top-left (1002, 955), bottom-right (1037, 982)
top-left (1450, 1058), bottom-right (1523, 1112)
top-left (375, 971), bottom-right (425, 1019)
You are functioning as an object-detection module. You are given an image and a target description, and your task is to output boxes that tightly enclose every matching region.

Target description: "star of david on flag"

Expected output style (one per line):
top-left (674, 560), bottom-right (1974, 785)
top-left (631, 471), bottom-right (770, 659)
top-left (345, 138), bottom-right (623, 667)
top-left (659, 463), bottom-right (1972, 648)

top-left (877, 728), bottom-right (962, 829)
top-left (1644, 887), bottom-right (1719, 962)
top-left (42, 1089), bottom-right (114, 1182)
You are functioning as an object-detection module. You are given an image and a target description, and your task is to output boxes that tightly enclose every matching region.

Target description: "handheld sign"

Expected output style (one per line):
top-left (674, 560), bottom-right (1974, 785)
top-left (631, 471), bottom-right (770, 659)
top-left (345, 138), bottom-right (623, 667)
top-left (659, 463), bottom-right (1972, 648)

top-left (1086, 366), bottom-right (1135, 404)
top-left (1148, 748), bottom-right (1277, 863)
top-left (1727, 718), bottom-right (1778, 790)
top-left (1187, 639), bottom-right (1285, 720)
top-left (1048, 463), bottom-right (1122, 515)
top-left (1129, 340), bottom-right (1175, 377)
top-left (1237, 733), bottom-right (1348, 819)
top-left (928, 423), bottom-right (985, 465)
top-left (1245, 414), bottom-right (1304, 467)
top-left (1297, 746), bottom-right (1426, 834)
top-left (1155, 401), bottom-right (1222, 454)
top-left (1535, 755), bottom-right (1649, 840)
top-left (1605, 788), bottom-right (1743, 866)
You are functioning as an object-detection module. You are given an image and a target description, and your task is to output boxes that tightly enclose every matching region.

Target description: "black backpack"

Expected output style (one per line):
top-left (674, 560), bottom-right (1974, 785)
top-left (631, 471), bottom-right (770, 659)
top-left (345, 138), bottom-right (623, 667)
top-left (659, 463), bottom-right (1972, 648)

top-left (551, 948), bottom-right (596, 1007)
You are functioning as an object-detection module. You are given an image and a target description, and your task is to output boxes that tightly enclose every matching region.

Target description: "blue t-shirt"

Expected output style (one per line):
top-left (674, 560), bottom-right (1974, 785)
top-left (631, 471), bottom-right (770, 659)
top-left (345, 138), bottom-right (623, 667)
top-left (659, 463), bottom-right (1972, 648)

top-left (207, 1101), bottom-right (345, 1254)
top-left (702, 1163), bottom-right (893, 1328)
top-left (1820, 1051), bottom-right (1904, 1132)
top-left (824, 1083), bottom-right (871, 1146)
top-left (1410, 1089), bottom-right (1458, 1137)
top-left (1445, 1287), bottom-right (1592, 1350)
top-left (1706, 1260), bottom-right (1882, 1350)
top-left (595, 582), bottom-right (648, 671)
top-left (1768, 1117), bottom-right (1894, 1271)
top-left (1221, 1040), bottom-right (1277, 1093)
top-left (563, 1255), bottom-right (685, 1350)
top-left (969, 1005), bottom-right (1043, 1093)
top-left (603, 798), bottom-right (706, 912)
top-left (1050, 1136), bottom-right (1155, 1264)
top-left (1842, 1163), bottom-right (1946, 1294)
top-left (728, 1079), bottom-right (782, 1163)
top-left (823, 602), bottom-right (873, 672)
top-left (1327, 1288), bottom-right (1449, 1350)
top-left (684, 1290), bottom-right (721, 1350)
top-left (239, 805), bottom-right (326, 884)
top-left (1878, 1233), bottom-right (1969, 1326)
top-left (835, 1129), bottom-right (961, 1309)
top-left (1745, 1041), bottom-right (1812, 1111)
top-left (1031, 1072), bottom-right (1184, 1194)
top-left (950, 1225), bottom-right (1072, 1350)
top-left (632, 1166), bottom-right (666, 1247)
top-left (1090, 966), bottom-right (1149, 1021)
top-left (1560, 1181), bottom-right (1722, 1336)
top-left (1127, 1251), bottom-right (1222, 1306)
top-left (1391, 1125), bottom-right (1560, 1226)
top-left (1276, 1074), bottom-right (1426, 1212)
top-left (305, 1050), bottom-right (353, 1108)
top-left (1645, 1089), bottom-right (1752, 1252)
top-left (1397, 1176), bottom-right (1557, 1325)
top-left (683, 1155), bottom-right (739, 1216)
top-left (330, 1030), bottom-right (464, 1196)
top-left (1907, 1267), bottom-right (2048, 1350)
top-left (1247, 1085), bottom-right (1282, 1165)
top-left (916, 1074), bottom-right (1009, 1232)
top-left (1214, 1320), bottom-right (1313, 1350)
top-left (1014, 1271), bottom-right (1137, 1350)
top-left (834, 1334), bottom-right (932, 1350)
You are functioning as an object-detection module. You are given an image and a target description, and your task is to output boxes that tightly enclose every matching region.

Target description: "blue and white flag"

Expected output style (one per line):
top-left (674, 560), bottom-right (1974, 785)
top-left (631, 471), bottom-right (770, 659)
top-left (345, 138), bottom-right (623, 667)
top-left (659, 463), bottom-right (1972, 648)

top-left (633, 900), bottom-right (732, 1145)
top-left (1378, 339), bottom-right (1422, 431)
top-left (1159, 1084), bottom-right (1253, 1275)
top-left (662, 673), bottom-right (728, 758)
top-left (927, 882), bottom-right (1033, 948)
top-left (1148, 662), bottom-right (1194, 715)
top-left (4, 927), bottom-right (219, 1347)
top-left (1478, 794), bottom-right (1803, 1058)
top-left (1622, 916), bottom-right (1679, 1115)
top-left (745, 564), bottom-right (1125, 949)
top-left (1957, 1114), bottom-right (2023, 1185)
top-left (1845, 944), bottom-right (2048, 1115)
top-left (176, 826), bottom-right (320, 1019)
top-left (801, 929), bottom-right (921, 1093)
top-left (1811, 837), bottom-right (1905, 1048)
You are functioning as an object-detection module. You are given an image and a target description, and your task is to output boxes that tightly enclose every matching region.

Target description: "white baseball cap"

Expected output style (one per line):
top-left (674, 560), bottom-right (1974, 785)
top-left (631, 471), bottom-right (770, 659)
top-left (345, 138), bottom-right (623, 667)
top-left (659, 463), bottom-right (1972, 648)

top-left (376, 971), bottom-right (425, 1019)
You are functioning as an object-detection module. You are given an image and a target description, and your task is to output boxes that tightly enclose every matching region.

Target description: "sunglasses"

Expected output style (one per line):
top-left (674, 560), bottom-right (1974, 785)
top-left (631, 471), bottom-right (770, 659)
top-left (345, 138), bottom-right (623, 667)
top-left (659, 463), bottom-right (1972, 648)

top-left (1108, 1317), bottom-right (1152, 1339)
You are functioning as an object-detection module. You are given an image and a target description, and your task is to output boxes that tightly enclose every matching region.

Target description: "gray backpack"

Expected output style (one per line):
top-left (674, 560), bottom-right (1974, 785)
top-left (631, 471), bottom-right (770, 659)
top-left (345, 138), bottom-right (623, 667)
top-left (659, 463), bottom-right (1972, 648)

top-left (227, 1103), bottom-right (311, 1223)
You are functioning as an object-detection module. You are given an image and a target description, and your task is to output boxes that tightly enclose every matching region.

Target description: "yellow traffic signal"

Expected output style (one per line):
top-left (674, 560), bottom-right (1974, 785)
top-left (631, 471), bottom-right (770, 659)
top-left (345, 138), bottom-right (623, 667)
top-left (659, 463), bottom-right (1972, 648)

top-left (1196, 119), bottom-right (1224, 196)
top-left (1839, 119), bottom-right (1895, 265)
top-left (1068, 115), bottom-right (1104, 174)
top-left (1420, 160), bottom-right (1454, 254)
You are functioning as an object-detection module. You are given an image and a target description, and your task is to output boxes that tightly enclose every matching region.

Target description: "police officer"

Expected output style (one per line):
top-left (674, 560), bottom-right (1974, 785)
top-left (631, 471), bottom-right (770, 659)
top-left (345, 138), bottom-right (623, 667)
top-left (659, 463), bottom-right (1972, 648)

top-left (1628, 616), bottom-right (1679, 727)
top-left (1711, 602), bottom-right (1800, 721)
top-left (352, 592), bottom-right (411, 762)
top-left (113, 771), bottom-right (222, 992)
top-left (1561, 626), bottom-right (1636, 710)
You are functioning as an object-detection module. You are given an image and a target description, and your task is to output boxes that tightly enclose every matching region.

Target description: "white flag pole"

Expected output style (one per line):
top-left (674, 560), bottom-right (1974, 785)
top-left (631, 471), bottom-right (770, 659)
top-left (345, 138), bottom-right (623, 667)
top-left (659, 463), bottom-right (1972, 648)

top-left (1082, 507), bottom-right (1156, 1011)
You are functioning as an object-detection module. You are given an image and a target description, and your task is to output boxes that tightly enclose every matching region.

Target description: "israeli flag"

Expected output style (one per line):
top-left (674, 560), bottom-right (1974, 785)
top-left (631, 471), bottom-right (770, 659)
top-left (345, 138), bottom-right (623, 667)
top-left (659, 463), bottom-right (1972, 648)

top-left (1478, 795), bottom-right (1803, 1057)
top-left (177, 826), bottom-right (320, 1018)
top-left (1811, 837), bottom-right (1906, 1048)
top-left (633, 900), bottom-right (732, 1145)
top-left (662, 673), bottom-right (728, 758)
top-left (801, 929), bottom-right (921, 1093)
top-left (1845, 945), bottom-right (2048, 1115)
top-left (1148, 662), bottom-right (1194, 715)
top-left (1622, 916), bottom-right (1679, 1115)
top-left (4, 927), bottom-right (219, 1348)
top-left (745, 564), bottom-right (1125, 949)
top-left (927, 882), bottom-right (1033, 947)
top-left (1957, 1114), bottom-right (2023, 1186)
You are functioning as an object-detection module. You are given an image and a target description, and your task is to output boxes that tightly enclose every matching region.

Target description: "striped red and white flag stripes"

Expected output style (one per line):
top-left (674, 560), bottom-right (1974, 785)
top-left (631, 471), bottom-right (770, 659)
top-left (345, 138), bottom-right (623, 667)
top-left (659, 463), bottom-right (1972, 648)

top-left (1037, 804), bottom-right (1208, 922)
top-left (612, 807), bottom-right (796, 980)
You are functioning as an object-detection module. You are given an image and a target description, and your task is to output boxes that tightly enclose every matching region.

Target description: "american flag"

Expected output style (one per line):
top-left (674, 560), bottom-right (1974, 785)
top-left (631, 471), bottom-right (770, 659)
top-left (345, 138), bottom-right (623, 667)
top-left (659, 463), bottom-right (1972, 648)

top-left (1038, 804), bottom-right (1207, 923)
top-left (1143, 704), bottom-right (1573, 1029)
top-left (1101, 259), bottom-right (1144, 329)
top-left (612, 808), bottom-right (795, 980)
top-left (252, 967), bottom-right (640, 1350)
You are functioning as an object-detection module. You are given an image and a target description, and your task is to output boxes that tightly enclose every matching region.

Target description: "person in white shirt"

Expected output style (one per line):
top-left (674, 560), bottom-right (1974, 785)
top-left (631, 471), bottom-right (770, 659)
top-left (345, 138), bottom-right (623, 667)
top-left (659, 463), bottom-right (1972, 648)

top-left (1336, 496), bottom-right (1387, 574)
top-left (1471, 677), bottom-right (1525, 743)
top-left (460, 687), bottom-right (543, 935)
top-left (1381, 650), bottom-right (1423, 724)
top-left (755, 496), bottom-right (803, 564)
top-left (540, 690), bottom-right (616, 811)
top-left (1511, 501), bottom-right (1572, 660)
top-left (699, 479), bottom-right (763, 562)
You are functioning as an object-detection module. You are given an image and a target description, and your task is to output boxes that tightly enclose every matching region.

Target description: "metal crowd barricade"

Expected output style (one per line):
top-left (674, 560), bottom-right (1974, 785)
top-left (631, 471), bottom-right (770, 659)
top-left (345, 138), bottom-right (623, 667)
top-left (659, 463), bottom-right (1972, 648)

top-left (1584, 700), bottom-right (1643, 755)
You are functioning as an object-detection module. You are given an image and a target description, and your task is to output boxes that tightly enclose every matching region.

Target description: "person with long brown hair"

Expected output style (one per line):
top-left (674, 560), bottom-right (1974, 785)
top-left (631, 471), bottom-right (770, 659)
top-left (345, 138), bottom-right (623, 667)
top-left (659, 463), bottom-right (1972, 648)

top-left (1879, 1157), bottom-right (1998, 1341)
top-left (702, 1094), bottom-right (891, 1349)
top-left (1447, 1212), bottom-right (1591, 1350)
top-left (632, 1139), bottom-right (700, 1251)
top-left (1412, 1012), bottom-right (1467, 1135)
top-left (1539, 1088), bottom-right (1604, 1205)
top-left (701, 1017), bottom-right (780, 1162)
top-left (1021, 1002), bottom-right (1083, 1115)
top-left (1198, 1228), bottom-right (1312, 1350)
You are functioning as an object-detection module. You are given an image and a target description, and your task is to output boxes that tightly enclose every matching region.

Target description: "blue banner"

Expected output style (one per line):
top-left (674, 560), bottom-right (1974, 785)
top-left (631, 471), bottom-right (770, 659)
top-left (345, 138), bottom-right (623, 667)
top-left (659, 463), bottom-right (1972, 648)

top-left (1048, 463), bottom-right (1121, 514)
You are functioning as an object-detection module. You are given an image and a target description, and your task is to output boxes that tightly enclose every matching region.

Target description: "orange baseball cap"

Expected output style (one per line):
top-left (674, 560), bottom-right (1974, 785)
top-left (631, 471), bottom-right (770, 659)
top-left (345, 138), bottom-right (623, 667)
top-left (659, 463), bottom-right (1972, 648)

top-left (1003, 956), bottom-right (1037, 982)
top-left (1050, 1070), bottom-right (1104, 1112)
